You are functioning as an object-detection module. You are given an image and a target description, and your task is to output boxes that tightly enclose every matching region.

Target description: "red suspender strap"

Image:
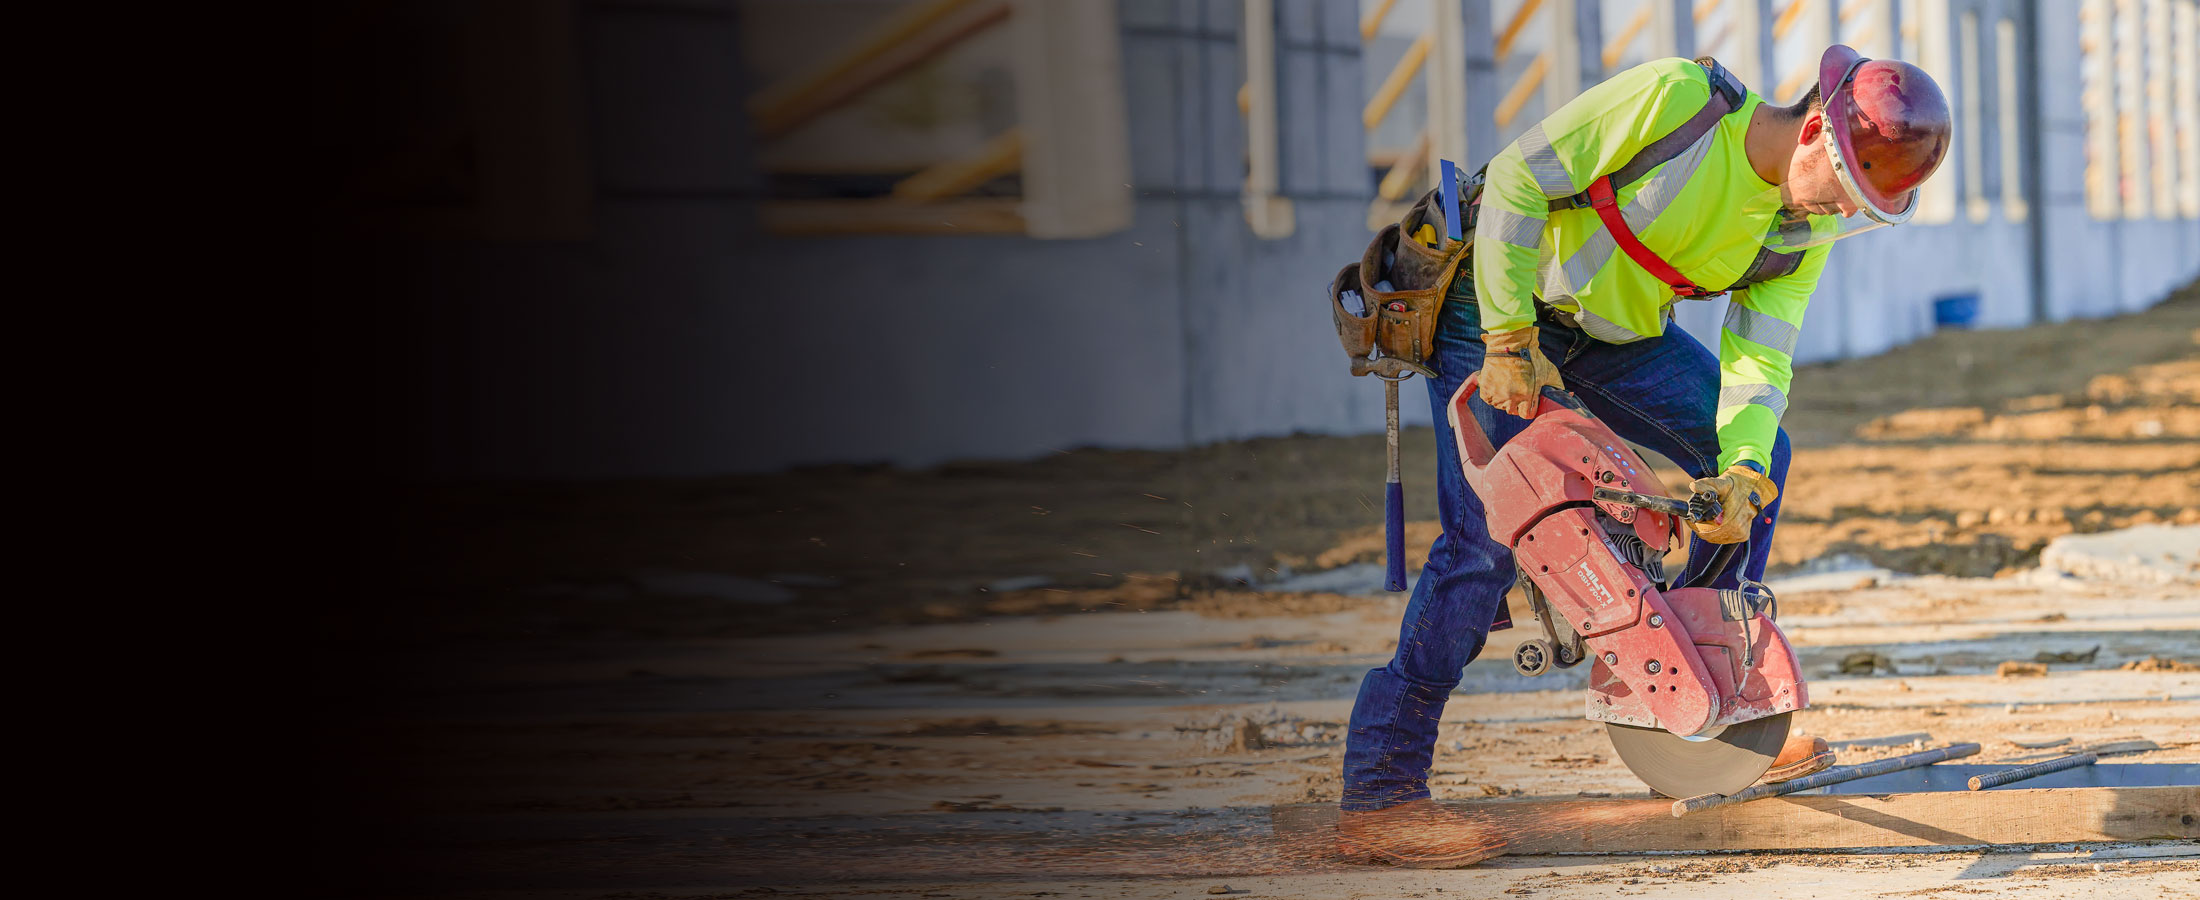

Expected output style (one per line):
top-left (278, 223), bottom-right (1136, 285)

top-left (1585, 176), bottom-right (1719, 299)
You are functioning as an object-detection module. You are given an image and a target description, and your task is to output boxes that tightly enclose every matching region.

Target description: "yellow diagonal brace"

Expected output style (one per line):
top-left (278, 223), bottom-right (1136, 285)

top-left (890, 128), bottom-right (1025, 203)
top-left (1775, 59), bottom-right (1815, 103)
top-left (1603, 5), bottom-right (1655, 69)
top-left (1360, 0), bottom-right (1398, 41)
top-left (1496, 0), bottom-right (1547, 59)
top-left (1496, 53), bottom-right (1551, 128)
top-left (747, 0), bottom-right (1008, 139)
top-left (1364, 33), bottom-right (1432, 130)
top-left (1378, 131), bottom-right (1433, 201)
top-left (1772, 0), bottom-right (1812, 40)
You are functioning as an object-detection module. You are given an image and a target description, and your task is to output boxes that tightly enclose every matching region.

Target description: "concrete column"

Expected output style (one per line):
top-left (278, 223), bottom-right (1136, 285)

top-left (2111, 0), bottom-right (2149, 220)
top-left (1652, 0), bottom-right (1697, 60)
top-left (1438, 0), bottom-right (1501, 170)
top-left (2080, 0), bottom-right (2121, 220)
top-left (1798, 0), bottom-right (1841, 105)
top-left (1856, 0), bottom-right (1900, 59)
top-left (1956, 0), bottom-right (1989, 222)
top-left (1238, 0), bottom-right (1294, 237)
top-left (1012, 0), bottom-right (1134, 237)
top-left (1428, 0), bottom-right (1464, 182)
top-left (2177, 0), bottom-right (2200, 219)
top-left (2013, 0), bottom-right (2051, 322)
top-left (1913, 0), bottom-right (1961, 222)
top-left (1728, 0), bottom-right (1777, 95)
top-left (2145, 0), bottom-right (2178, 218)
top-left (1984, 0), bottom-right (2011, 212)
top-left (1573, 0), bottom-right (1606, 87)
top-left (1545, 0), bottom-right (1605, 107)
top-left (1546, 0), bottom-right (1580, 107)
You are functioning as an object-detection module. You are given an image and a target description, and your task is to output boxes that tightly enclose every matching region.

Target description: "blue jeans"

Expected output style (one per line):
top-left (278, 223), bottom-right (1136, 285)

top-left (1339, 281), bottom-right (1791, 811)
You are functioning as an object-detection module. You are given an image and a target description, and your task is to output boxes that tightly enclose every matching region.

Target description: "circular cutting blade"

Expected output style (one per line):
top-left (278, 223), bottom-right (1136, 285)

top-left (1605, 712), bottom-right (1792, 798)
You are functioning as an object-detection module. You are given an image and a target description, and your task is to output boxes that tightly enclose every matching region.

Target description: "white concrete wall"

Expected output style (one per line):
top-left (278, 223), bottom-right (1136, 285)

top-left (330, 0), bottom-right (2198, 479)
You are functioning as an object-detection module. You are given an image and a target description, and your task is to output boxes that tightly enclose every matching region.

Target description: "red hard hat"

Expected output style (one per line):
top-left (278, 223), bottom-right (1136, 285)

top-left (1817, 44), bottom-right (1952, 222)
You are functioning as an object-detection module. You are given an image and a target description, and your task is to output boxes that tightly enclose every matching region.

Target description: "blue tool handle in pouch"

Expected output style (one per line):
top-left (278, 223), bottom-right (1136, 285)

top-left (1438, 158), bottom-right (1464, 241)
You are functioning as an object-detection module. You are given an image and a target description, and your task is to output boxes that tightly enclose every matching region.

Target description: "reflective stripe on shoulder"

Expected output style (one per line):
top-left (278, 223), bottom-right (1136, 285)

top-left (1480, 206), bottom-right (1545, 249)
top-left (1724, 303), bottom-right (1801, 356)
top-left (1516, 125), bottom-right (1576, 198)
top-left (1719, 383), bottom-right (1790, 419)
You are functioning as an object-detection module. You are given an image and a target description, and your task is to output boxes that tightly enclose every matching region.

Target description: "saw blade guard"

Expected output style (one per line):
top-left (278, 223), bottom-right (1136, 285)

top-left (1589, 587), bottom-right (1807, 732)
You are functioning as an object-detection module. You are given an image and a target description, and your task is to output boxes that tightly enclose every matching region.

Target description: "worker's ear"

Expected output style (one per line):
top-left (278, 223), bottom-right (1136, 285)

top-left (1797, 109), bottom-right (1825, 146)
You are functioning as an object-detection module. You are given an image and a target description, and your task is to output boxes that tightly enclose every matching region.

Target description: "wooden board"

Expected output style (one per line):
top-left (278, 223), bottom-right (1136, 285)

top-left (1271, 787), bottom-right (2199, 853)
top-left (760, 198), bottom-right (1025, 235)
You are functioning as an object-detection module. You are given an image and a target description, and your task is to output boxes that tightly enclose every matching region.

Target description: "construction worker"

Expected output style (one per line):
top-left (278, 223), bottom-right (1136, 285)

top-left (1338, 46), bottom-right (1950, 867)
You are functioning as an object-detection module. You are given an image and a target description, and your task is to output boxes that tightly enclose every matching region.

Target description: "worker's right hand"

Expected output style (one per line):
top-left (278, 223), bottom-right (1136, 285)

top-left (1477, 328), bottom-right (1565, 418)
top-left (1687, 464), bottom-right (1779, 545)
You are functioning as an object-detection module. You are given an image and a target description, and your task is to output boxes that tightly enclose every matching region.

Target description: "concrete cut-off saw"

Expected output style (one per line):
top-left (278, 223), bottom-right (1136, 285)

top-left (1447, 379), bottom-right (1807, 798)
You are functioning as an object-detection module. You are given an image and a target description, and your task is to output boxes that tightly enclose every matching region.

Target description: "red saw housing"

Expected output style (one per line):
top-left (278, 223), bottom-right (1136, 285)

top-left (1447, 380), bottom-right (1807, 737)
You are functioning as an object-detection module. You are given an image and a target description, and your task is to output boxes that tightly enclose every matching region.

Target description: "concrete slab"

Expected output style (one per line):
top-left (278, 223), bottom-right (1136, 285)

top-left (2039, 524), bottom-right (2200, 585)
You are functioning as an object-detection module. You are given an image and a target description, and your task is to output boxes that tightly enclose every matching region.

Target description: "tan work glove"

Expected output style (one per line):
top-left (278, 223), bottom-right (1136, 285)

top-left (1688, 464), bottom-right (1779, 544)
top-left (1477, 328), bottom-right (1565, 418)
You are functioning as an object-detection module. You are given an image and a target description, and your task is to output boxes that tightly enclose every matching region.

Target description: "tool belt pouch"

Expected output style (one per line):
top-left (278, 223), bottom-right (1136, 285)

top-left (1327, 262), bottom-right (1377, 361)
top-left (1358, 187), bottom-right (1472, 365)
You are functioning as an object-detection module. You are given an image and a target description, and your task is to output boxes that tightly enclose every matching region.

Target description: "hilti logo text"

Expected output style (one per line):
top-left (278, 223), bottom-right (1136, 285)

top-left (1577, 565), bottom-right (1618, 607)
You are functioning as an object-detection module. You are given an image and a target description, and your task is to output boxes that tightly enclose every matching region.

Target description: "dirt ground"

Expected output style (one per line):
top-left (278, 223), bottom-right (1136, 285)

top-left (349, 287), bottom-right (2199, 642)
top-left (316, 287), bottom-right (2200, 898)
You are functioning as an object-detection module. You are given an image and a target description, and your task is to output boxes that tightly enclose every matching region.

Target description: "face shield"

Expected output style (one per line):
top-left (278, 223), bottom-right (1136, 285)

top-left (1746, 49), bottom-right (1953, 253)
top-left (1758, 205), bottom-right (1890, 252)
top-left (1729, 172), bottom-right (1891, 257)
top-left (1822, 57), bottom-right (1919, 225)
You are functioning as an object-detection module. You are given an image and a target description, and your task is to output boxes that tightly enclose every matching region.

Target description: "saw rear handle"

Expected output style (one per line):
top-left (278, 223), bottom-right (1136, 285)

top-left (1594, 486), bottom-right (1750, 593)
top-left (1593, 486), bottom-right (1722, 524)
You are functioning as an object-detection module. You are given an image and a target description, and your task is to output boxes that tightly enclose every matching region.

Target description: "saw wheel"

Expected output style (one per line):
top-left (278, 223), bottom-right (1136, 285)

top-left (1605, 712), bottom-right (1792, 798)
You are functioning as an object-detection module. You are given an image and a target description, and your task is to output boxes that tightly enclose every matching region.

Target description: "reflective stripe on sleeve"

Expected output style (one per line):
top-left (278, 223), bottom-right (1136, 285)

top-left (1719, 383), bottom-right (1790, 419)
top-left (1723, 303), bottom-right (1801, 356)
top-left (1516, 125), bottom-right (1577, 198)
top-left (1479, 206), bottom-right (1545, 249)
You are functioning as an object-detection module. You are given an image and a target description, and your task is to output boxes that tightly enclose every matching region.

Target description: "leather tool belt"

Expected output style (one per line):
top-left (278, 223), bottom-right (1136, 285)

top-left (1328, 172), bottom-right (1483, 376)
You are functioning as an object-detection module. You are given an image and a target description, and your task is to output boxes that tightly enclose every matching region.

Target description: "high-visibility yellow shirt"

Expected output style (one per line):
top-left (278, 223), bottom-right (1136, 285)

top-left (1473, 57), bottom-right (1829, 472)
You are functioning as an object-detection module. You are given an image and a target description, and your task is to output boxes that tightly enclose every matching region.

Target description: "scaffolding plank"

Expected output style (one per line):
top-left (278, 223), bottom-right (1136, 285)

top-left (1270, 786), bottom-right (2199, 852)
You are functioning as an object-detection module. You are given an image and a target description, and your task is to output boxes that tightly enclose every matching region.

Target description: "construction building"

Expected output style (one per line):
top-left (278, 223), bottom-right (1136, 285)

top-left (310, 0), bottom-right (2200, 477)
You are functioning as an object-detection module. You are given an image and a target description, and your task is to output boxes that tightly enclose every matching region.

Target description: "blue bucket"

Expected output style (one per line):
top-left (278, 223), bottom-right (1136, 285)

top-left (1933, 293), bottom-right (1979, 329)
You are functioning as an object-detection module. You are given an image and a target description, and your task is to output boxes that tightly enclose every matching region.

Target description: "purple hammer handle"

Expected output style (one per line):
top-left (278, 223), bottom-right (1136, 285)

top-left (1385, 481), bottom-right (1406, 591)
top-left (1384, 378), bottom-right (1406, 592)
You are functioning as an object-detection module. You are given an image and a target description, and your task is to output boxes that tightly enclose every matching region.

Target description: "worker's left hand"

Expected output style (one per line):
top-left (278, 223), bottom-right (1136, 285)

top-left (1477, 328), bottom-right (1565, 418)
top-left (1687, 464), bottom-right (1778, 545)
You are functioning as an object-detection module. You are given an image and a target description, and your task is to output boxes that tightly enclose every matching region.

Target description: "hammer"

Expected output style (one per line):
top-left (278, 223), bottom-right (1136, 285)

top-left (1372, 160), bottom-right (1473, 592)
top-left (1369, 160), bottom-right (1472, 592)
